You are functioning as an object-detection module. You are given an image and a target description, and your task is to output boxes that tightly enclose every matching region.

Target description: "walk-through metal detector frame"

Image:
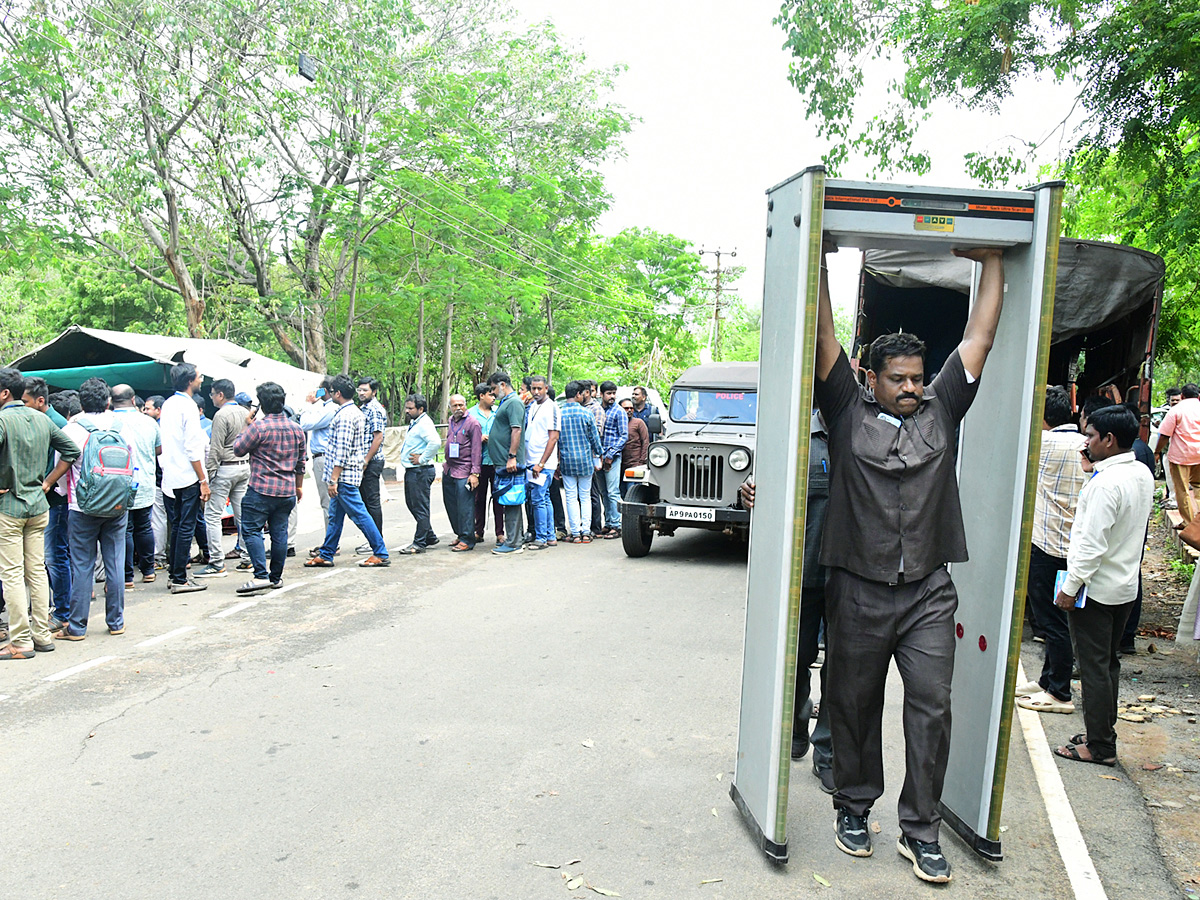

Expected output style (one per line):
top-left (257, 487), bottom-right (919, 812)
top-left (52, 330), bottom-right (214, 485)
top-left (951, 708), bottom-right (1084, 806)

top-left (730, 166), bottom-right (1063, 863)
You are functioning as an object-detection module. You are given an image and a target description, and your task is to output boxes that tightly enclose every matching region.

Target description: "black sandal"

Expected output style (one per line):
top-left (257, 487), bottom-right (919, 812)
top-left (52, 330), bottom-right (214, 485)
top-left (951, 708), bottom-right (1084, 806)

top-left (1053, 744), bottom-right (1116, 766)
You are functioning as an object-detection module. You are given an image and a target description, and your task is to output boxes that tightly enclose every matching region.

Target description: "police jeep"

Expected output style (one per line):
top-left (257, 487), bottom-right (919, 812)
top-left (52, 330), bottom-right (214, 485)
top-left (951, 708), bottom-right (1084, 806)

top-left (619, 362), bottom-right (756, 557)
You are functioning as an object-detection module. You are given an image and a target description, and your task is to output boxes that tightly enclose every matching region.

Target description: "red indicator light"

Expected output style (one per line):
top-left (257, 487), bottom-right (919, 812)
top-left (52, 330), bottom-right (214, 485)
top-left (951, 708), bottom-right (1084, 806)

top-left (978, 635), bottom-right (988, 652)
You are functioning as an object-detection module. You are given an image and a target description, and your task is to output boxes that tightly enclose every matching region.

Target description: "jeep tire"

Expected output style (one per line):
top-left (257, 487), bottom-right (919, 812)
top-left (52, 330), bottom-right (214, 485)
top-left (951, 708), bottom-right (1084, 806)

top-left (621, 485), bottom-right (655, 558)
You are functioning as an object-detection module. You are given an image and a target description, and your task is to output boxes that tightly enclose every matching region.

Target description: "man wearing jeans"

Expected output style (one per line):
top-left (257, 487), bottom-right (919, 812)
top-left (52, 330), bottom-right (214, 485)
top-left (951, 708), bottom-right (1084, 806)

top-left (306, 376), bottom-right (389, 568)
top-left (557, 381), bottom-right (601, 542)
top-left (524, 376), bottom-right (560, 549)
top-left (598, 380), bottom-right (627, 538)
top-left (397, 393), bottom-right (441, 554)
top-left (356, 377), bottom-right (387, 554)
top-left (197, 378), bottom-right (250, 577)
top-left (0, 368), bottom-right (77, 660)
top-left (487, 371), bottom-right (526, 555)
top-left (56, 378), bottom-right (130, 639)
top-left (159, 364), bottom-right (212, 594)
top-left (444, 394), bottom-right (482, 551)
top-left (233, 382), bottom-right (306, 593)
top-left (469, 383), bottom-right (503, 545)
top-left (111, 384), bottom-right (161, 588)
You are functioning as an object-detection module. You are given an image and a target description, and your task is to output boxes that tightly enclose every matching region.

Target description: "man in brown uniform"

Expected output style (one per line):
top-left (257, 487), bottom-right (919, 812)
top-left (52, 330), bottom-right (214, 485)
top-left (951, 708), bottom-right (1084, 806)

top-left (619, 398), bottom-right (650, 497)
top-left (814, 244), bottom-right (1005, 884)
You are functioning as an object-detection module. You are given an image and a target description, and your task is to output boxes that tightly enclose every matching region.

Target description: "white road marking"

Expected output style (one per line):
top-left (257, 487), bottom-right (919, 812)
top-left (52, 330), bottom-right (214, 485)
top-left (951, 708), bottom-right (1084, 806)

top-left (313, 570), bottom-right (338, 580)
top-left (43, 656), bottom-right (119, 682)
top-left (274, 582), bottom-right (306, 594)
top-left (211, 601), bottom-right (258, 619)
top-left (136, 626), bottom-right (198, 647)
top-left (1017, 662), bottom-right (1109, 900)
top-left (0, 694), bottom-right (10, 702)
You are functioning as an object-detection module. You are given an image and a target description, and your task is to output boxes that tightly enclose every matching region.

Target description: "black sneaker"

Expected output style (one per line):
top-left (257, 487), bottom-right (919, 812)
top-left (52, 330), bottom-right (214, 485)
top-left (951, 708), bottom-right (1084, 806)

top-left (835, 810), bottom-right (872, 857)
top-left (790, 732), bottom-right (810, 761)
top-left (897, 834), bottom-right (952, 883)
top-left (813, 762), bottom-right (836, 794)
top-left (286, 547), bottom-right (296, 558)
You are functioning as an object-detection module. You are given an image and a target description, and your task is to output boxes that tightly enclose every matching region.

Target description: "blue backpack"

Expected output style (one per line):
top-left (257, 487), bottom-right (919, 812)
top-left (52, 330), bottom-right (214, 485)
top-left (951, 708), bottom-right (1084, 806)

top-left (76, 417), bottom-right (137, 518)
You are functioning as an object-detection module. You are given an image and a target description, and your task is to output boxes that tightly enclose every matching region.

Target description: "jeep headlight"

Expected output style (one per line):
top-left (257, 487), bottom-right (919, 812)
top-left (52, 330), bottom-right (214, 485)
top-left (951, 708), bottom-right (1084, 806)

top-left (728, 448), bottom-right (751, 471)
top-left (648, 445), bottom-right (670, 467)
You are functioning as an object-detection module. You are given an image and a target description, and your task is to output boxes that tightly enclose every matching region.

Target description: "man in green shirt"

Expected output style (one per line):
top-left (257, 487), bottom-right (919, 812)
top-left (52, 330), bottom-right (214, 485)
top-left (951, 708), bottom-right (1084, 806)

top-left (0, 367), bottom-right (78, 660)
top-left (486, 371), bottom-right (526, 555)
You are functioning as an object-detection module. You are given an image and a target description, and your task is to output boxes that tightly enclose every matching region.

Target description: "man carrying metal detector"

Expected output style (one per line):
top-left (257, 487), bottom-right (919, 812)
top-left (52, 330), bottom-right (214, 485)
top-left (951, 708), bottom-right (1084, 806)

top-left (813, 242), bottom-right (1005, 884)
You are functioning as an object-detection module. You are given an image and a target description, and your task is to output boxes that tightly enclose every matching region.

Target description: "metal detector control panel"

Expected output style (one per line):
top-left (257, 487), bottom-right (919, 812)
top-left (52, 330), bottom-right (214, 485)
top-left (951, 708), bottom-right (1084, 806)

top-left (733, 165), bottom-right (1063, 865)
top-left (819, 179), bottom-right (1035, 251)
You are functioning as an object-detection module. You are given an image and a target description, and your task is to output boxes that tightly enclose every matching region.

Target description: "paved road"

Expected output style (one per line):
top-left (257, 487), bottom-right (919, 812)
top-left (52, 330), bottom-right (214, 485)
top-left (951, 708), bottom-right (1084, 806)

top-left (0, 500), bottom-right (1180, 898)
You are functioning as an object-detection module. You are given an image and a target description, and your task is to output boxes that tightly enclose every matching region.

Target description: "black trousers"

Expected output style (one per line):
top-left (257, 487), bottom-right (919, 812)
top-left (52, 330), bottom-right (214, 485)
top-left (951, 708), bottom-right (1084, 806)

top-left (163, 482), bottom-right (202, 585)
top-left (549, 473), bottom-right (565, 533)
top-left (590, 472), bottom-right (605, 531)
top-left (474, 464), bottom-right (504, 540)
top-left (825, 566), bottom-right (957, 843)
top-left (442, 474), bottom-right (475, 547)
top-left (1027, 544), bottom-right (1073, 700)
top-left (796, 586), bottom-right (833, 771)
top-left (360, 456), bottom-right (385, 534)
top-left (1069, 599), bottom-right (1134, 760)
top-left (403, 465), bottom-right (436, 547)
top-left (124, 504), bottom-right (155, 581)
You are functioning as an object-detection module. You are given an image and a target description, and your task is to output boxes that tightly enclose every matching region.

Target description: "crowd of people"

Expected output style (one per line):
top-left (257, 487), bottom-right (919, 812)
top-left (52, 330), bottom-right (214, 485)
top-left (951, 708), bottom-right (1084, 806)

top-left (0, 362), bottom-right (661, 660)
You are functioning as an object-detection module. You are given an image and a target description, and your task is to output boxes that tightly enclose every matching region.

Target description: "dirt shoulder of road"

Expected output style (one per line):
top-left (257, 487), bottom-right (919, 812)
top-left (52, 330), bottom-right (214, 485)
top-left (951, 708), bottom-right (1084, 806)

top-left (1115, 508), bottom-right (1200, 896)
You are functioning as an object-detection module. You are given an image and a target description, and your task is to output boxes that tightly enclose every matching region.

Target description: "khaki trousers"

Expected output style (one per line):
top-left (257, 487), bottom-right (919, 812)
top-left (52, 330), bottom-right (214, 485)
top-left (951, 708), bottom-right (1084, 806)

top-left (1169, 461), bottom-right (1200, 523)
top-left (0, 511), bottom-right (51, 649)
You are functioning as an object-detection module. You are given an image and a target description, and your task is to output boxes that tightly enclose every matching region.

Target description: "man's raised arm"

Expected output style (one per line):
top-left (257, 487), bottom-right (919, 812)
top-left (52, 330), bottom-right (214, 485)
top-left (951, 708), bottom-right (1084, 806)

top-left (815, 247), bottom-right (841, 382)
top-left (954, 248), bottom-right (1006, 379)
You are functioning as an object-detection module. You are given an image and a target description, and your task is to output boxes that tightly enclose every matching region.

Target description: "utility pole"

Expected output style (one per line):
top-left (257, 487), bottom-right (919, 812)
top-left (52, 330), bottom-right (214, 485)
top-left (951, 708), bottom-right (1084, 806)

top-left (699, 247), bottom-right (736, 361)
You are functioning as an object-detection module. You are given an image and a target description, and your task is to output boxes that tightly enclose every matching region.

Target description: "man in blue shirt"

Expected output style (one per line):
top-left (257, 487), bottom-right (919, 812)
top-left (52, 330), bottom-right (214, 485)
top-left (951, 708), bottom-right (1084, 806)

top-left (397, 393), bottom-right (441, 553)
top-left (558, 381), bottom-right (602, 541)
top-left (300, 377), bottom-right (338, 540)
top-left (598, 380), bottom-right (628, 536)
top-left (469, 383), bottom-right (504, 544)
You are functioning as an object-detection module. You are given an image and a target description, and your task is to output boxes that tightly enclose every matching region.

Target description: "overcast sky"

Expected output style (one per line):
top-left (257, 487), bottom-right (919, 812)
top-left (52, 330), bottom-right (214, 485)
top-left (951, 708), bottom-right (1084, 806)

top-left (508, 0), bottom-right (1078, 312)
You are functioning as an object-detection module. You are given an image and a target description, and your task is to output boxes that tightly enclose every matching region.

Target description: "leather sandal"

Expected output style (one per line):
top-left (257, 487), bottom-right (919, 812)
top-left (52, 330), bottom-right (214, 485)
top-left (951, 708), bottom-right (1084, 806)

top-left (358, 555), bottom-right (390, 567)
top-left (303, 557), bottom-right (335, 567)
top-left (1053, 744), bottom-right (1116, 766)
top-left (0, 644), bottom-right (36, 661)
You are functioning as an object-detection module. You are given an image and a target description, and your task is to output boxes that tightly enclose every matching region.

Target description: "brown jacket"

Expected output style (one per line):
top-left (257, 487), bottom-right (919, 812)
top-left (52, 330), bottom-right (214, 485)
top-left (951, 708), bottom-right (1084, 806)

top-left (623, 416), bottom-right (650, 468)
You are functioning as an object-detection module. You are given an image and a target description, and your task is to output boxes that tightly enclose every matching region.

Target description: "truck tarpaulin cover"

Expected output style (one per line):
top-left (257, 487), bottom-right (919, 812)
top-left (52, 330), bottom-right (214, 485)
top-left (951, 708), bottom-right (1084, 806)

top-left (863, 239), bottom-right (1164, 343)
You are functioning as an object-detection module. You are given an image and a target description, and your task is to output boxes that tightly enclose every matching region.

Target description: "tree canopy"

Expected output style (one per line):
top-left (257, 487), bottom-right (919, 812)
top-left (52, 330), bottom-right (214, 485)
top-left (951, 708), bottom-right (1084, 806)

top-left (776, 0), bottom-right (1200, 377)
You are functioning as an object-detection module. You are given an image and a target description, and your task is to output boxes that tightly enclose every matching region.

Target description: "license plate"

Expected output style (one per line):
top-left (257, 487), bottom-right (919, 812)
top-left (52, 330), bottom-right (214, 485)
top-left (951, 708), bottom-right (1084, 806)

top-left (665, 505), bottom-right (716, 522)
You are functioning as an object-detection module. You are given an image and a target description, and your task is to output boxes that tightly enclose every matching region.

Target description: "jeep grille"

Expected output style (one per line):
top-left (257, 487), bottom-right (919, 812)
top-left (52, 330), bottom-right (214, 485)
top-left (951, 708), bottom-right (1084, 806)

top-left (674, 452), bottom-right (725, 501)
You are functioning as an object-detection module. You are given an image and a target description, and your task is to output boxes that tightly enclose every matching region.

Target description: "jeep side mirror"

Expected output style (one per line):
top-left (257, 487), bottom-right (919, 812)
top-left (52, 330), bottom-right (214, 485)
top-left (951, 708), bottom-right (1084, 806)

top-left (646, 412), bottom-right (662, 435)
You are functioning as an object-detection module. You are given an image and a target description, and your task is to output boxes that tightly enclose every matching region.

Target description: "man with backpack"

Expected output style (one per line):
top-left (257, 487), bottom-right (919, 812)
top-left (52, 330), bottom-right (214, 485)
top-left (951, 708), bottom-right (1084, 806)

top-left (55, 377), bottom-right (138, 641)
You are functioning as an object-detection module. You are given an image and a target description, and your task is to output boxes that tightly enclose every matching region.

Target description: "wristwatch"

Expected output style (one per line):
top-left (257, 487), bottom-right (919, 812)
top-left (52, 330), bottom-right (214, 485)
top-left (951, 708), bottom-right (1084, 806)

top-left (508, 453), bottom-right (517, 459)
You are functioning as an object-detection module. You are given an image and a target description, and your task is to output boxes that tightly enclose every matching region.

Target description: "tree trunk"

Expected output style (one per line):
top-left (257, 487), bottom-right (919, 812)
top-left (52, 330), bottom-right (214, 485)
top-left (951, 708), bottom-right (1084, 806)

top-left (439, 300), bottom-right (455, 423)
top-left (341, 248), bottom-right (361, 375)
top-left (488, 335), bottom-right (500, 376)
top-left (417, 296), bottom-right (426, 393)
top-left (545, 295), bottom-right (554, 385)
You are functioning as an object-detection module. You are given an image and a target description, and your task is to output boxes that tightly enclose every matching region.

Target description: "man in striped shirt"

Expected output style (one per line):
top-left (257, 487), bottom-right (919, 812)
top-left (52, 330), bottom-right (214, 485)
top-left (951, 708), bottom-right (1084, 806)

top-left (1016, 386), bottom-right (1088, 714)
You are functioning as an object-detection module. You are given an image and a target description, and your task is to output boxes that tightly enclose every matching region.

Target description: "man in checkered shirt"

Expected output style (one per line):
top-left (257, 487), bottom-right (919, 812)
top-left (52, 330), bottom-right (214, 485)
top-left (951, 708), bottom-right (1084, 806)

top-left (306, 375), bottom-right (390, 568)
top-left (1016, 386), bottom-right (1088, 715)
top-left (231, 381), bottom-right (306, 592)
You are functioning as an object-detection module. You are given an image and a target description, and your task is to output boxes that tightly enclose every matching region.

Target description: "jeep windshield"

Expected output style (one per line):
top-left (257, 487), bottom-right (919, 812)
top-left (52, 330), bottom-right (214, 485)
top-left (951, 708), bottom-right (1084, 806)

top-left (669, 389), bottom-right (757, 425)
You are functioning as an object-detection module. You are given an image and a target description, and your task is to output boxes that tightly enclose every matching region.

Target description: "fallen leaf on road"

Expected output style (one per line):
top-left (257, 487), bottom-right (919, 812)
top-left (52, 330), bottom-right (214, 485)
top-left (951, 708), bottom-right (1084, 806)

top-left (870, 821), bottom-right (881, 834)
top-left (87, 731), bottom-right (96, 739)
top-left (1099, 774), bottom-right (1120, 781)
top-left (1142, 763), bottom-right (1164, 771)
top-left (813, 873), bottom-right (831, 887)
top-left (716, 772), bottom-right (722, 781)
top-left (1137, 694), bottom-right (1157, 702)
top-left (588, 886), bottom-right (620, 897)
top-left (699, 878), bottom-right (723, 885)
top-left (581, 740), bottom-right (594, 749)
top-left (1120, 713), bottom-right (1148, 722)
top-left (566, 859), bottom-right (582, 865)
top-left (533, 862), bottom-right (560, 869)
top-left (711, 808), bottom-right (718, 817)
top-left (566, 876), bottom-right (584, 890)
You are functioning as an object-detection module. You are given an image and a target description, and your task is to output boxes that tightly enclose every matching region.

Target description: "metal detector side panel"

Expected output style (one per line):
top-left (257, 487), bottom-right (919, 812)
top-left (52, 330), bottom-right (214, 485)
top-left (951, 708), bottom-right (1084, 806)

top-left (823, 179), bottom-right (1035, 252)
top-left (938, 183), bottom-right (1064, 858)
top-left (730, 167), bottom-right (825, 862)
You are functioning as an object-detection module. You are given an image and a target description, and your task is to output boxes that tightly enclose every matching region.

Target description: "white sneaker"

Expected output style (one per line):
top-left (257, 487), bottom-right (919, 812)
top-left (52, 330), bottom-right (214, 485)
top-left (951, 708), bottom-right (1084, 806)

top-left (1016, 690), bottom-right (1075, 714)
